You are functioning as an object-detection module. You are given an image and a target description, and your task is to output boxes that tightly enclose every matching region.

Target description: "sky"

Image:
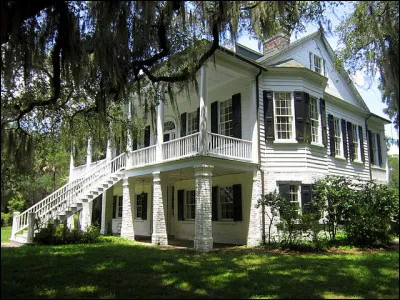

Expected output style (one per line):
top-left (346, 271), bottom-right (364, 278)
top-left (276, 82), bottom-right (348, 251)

top-left (237, 2), bottom-right (399, 155)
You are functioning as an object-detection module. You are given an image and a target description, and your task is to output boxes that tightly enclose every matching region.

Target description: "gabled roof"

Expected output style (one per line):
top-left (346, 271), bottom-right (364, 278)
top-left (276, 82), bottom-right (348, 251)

top-left (257, 30), bottom-right (371, 113)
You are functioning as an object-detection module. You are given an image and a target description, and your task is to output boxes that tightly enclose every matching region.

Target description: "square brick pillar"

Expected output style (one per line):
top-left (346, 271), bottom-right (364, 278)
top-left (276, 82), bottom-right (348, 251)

top-left (247, 170), bottom-right (263, 246)
top-left (152, 171), bottom-right (168, 245)
top-left (194, 164), bottom-right (214, 252)
top-left (121, 177), bottom-right (135, 240)
top-left (79, 201), bottom-right (93, 231)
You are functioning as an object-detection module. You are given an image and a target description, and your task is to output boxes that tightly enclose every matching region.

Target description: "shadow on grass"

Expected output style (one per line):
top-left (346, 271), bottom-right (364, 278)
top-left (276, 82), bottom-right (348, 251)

top-left (1, 238), bottom-right (399, 299)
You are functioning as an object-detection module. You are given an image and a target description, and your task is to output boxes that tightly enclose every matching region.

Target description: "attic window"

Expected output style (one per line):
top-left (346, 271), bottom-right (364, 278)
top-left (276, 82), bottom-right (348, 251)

top-left (309, 52), bottom-right (326, 76)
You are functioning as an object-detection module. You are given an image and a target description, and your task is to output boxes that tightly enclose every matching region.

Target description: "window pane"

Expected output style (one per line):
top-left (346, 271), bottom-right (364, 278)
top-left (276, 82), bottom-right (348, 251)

top-left (275, 92), bottom-right (293, 140)
top-left (220, 187), bottom-right (233, 219)
top-left (219, 99), bottom-right (233, 136)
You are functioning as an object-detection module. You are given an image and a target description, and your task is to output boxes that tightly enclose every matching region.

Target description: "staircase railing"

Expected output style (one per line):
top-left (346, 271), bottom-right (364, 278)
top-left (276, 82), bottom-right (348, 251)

top-left (12, 153), bottom-right (127, 236)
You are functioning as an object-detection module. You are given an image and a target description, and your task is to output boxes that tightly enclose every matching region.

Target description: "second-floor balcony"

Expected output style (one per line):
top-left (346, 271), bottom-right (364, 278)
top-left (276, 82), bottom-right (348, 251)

top-left (126, 132), bottom-right (253, 169)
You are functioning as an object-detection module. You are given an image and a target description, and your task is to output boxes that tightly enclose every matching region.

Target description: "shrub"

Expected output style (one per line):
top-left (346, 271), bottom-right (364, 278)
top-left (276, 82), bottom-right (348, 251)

top-left (34, 222), bottom-right (100, 245)
top-left (1, 212), bottom-right (12, 227)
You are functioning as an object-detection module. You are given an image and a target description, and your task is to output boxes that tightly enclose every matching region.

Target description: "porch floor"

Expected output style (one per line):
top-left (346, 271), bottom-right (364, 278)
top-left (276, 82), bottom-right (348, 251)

top-left (134, 235), bottom-right (239, 250)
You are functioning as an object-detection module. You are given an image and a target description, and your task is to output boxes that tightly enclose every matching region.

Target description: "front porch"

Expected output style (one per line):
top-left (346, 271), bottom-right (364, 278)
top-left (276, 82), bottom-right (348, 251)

top-left (84, 156), bottom-right (263, 252)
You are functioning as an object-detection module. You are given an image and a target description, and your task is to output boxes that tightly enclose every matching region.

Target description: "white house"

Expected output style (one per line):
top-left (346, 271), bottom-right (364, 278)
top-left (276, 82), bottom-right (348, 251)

top-left (10, 31), bottom-right (391, 252)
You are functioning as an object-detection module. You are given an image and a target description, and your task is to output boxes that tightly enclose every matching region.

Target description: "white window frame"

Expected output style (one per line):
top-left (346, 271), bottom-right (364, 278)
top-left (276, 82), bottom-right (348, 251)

top-left (279, 183), bottom-right (301, 213)
top-left (187, 111), bottom-right (198, 135)
top-left (371, 132), bottom-right (379, 166)
top-left (274, 92), bottom-right (295, 141)
top-left (219, 99), bottom-right (233, 137)
top-left (185, 190), bottom-right (196, 220)
top-left (309, 96), bottom-right (320, 144)
top-left (352, 124), bottom-right (360, 161)
top-left (218, 186), bottom-right (234, 220)
top-left (333, 117), bottom-right (343, 157)
top-left (136, 193), bottom-right (145, 219)
top-left (116, 196), bottom-right (123, 218)
top-left (164, 121), bottom-right (176, 141)
top-left (309, 52), bottom-right (326, 76)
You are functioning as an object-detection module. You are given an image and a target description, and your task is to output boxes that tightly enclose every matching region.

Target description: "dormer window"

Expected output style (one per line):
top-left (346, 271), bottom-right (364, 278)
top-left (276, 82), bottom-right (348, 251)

top-left (309, 52), bottom-right (326, 76)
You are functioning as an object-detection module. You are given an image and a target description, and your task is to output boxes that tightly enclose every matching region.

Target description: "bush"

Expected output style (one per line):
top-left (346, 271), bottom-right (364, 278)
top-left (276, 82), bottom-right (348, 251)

top-left (34, 222), bottom-right (100, 245)
top-left (342, 182), bottom-right (398, 245)
top-left (1, 212), bottom-right (12, 227)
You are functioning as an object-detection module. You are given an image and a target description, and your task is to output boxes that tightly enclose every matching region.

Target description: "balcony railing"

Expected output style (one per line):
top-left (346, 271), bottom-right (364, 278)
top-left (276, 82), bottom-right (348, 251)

top-left (208, 132), bottom-right (252, 161)
top-left (162, 132), bottom-right (200, 161)
top-left (124, 132), bottom-right (252, 169)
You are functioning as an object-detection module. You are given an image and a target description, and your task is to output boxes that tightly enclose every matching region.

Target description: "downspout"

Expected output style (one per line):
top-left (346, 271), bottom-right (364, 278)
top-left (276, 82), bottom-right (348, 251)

top-left (365, 113), bottom-right (372, 181)
top-left (255, 67), bottom-right (266, 244)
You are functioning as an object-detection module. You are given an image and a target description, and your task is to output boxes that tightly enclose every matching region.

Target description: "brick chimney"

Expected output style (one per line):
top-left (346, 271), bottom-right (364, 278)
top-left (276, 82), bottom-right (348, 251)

top-left (263, 32), bottom-right (290, 54)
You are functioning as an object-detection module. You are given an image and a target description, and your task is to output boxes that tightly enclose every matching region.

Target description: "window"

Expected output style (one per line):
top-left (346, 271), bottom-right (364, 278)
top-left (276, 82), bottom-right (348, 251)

top-left (274, 92), bottom-right (294, 140)
top-left (352, 124), bottom-right (359, 161)
top-left (219, 99), bottom-right (233, 136)
top-left (219, 187), bottom-right (234, 220)
top-left (314, 55), bottom-right (322, 73)
top-left (309, 96), bottom-right (319, 143)
top-left (371, 133), bottom-right (378, 165)
top-left (187, 111), bottom-right (198, 135)
top-left (185, 190), bottom-right (196, 220)
top-left (334, 118), bottom-right (342, 157)
top-left (136, 194), bottom-right (145, 219)
top-left (279, 184), bottom-right (300, 206)
top-left (163, 121), bottom-right (176, 142)
top-left (309, 52), bottom-right (326, 76)
top-left (116, 196), bottom-right (123, 218)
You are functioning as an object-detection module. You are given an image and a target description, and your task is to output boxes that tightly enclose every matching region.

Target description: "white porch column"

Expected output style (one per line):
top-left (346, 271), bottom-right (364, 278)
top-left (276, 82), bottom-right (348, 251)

top-left (251, 81), bottom-right (259, 163)
top-left (156, 96), bottom-right (164, 162)
top-left (26, 212), bottom-right (36, 243)
top-left (126, 101), bottom-right (133, 152)
top-left (69, 140), bottom-right (75, 182)
top-left (66, 214), bottom-right (75, 230)
top-left (100, 192), bottom-right (107, 234)
top-left (152, 171), bottom-right (168, 245)
top-left (86, 136), bottom-right (92, 171)
top-left (194, 164), bottom-right (213, 252)
top-left (120, 177), bottom-right (135, 240)
top-left (79, 201), bottom-right (93, 231)
top-left (10, 211), bottom-right (20, 240)
top-left (199, 66), bottom-right (208, 155)
top-left (247, 170), bottom-right (263, 246)
top-left (106, 132), bottom-right (113, 161)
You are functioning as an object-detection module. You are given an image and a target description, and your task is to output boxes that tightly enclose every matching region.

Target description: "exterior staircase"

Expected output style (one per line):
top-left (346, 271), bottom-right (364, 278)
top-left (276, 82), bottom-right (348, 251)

top-left (10, 153), bottom-right (127, 244)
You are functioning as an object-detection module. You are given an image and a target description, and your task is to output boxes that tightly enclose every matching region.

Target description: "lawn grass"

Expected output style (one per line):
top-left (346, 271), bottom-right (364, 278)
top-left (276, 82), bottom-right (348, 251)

top-left (1, 226), bottom-right (11, 243)
top-left (1, 236), bottom-right (398, 299)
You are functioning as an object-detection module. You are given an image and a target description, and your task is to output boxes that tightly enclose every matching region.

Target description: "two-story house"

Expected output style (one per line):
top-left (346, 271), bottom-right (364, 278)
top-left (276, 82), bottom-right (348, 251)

top-left (11, 30), bottom-right (390, 252)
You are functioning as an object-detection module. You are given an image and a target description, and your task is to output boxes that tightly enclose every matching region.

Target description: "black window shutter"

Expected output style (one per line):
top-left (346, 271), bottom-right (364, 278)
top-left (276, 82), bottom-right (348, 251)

top-left (328, 114), bottom-right (335, 157)
top-left (211, 101), bottom-right (218, 134)
top-left (212, 186), bottom-right (218, 221)
top-left (294, 91), bottom-right (310, 143)
top-left (144, 126), bottom-right (150, 147)
top-left (301, 184), bottom-right (312, 214)
top-left (232, 93), bottom-right (242, 138)
top-left (368, 130), bottom-right (375, 165)
top-left (377, 134), bottom-right (382, 167)
top-left (304, 93), bottom-right (311, 143)
top-left (196, 107), bottom-right (200, 132)
top-left (347, 122), bottom-right (354, 161)
top-left (263, 90), bottom-right (275, 141)
top-left (177, 190), bottom-right (184, 221)
top-left (341, 119), bottom-right (348, 159)
top-left (232, 184), bottom-right (242, 221)
top-left (180, 113), bottom-right (187, 137)
top-left (320, 99), bottom-right (328, 147)
top-left (142, 193), bottom-right (148, 220)
top-left (112, 196), bottom-right (117, 218)
top-left (358, 126), bottom-right (365, 163)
